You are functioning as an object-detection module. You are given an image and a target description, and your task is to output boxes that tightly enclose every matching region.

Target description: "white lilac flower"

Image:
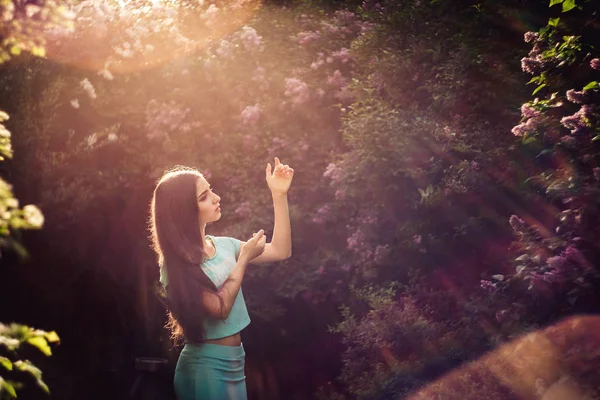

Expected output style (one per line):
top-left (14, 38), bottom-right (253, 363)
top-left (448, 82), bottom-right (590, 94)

top-left (80, 78), bottom-right (97, 99)
top-left (98, 68), bottom-right (114, 80)
top-left (23, 204), bottom-right (44, 227)
top-left (86, 133), bottom-right (98, 147)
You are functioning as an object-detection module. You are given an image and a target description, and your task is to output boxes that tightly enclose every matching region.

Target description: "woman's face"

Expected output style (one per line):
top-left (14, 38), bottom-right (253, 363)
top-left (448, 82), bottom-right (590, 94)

top-left (196, 176), bottom-right (222, 224)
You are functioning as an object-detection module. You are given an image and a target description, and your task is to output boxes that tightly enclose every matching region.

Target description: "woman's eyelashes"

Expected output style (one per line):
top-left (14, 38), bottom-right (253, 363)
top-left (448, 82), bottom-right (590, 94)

top-left (198, 187), bottom-right (214, 202)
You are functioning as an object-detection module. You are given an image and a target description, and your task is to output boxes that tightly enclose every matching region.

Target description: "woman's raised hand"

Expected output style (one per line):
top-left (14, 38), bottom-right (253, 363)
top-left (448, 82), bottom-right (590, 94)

top-left (239, 229), bottom-right (266, 262)
top-left (266, 157), bottom-right (294, 195)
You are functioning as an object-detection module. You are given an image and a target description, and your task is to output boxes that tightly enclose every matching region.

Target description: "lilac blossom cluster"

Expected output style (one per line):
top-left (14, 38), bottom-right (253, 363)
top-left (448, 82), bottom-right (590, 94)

top-left (511, 104), bottom-right (543, 137)
top-left (373, 244), bottom-right (390, 265)
top-left (145, 100), bottom-right (191, 141)
top-left (80, 78), bottom-right (97, 99)
top-left (312, 204), bottom-right (333, 224)
top-left (239, 26), bottom-right (263, 52)
top-left (323, 162), bottom-right (343, 185)
top-left (509, 215), bottom-right (527, 235)
top-left (240, 104), bottom-right (260, 124)
top-left (284, 78), bottom-right (310, 104)
top-left (565, 89), bottom-right (587, 104)
top-left (560, 105), bottom-right (593, 135)
top-left (346, 229), bottom-right (373, 263)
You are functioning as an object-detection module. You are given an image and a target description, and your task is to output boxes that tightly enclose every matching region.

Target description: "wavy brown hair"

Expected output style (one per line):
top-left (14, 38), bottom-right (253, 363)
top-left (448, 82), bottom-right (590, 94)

top-left (149, 166), bottom-right (220, 344)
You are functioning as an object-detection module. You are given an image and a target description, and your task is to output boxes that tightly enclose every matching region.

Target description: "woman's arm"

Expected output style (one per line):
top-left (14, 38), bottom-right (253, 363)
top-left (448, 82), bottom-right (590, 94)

top-left (246, 157), bottom-right (293, 264)
top-left (202, 230), bottom-right (266, 319)
top-left (201, 256), bottom-right (248, 319)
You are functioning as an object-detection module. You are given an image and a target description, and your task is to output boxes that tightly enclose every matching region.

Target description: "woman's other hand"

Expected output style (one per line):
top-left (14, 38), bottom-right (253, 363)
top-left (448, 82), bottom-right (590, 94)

top-left (239, 229), bottom-right (266, 262)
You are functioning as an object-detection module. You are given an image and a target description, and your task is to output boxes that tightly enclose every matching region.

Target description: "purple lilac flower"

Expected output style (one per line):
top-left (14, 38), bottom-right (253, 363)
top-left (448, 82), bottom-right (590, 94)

top-left (312, 204), bottom-right (332, 224)
top-left (333, 10), bottom-right (356, 25)
top-left (323, 163), bottom-right (338, 179)
top-left (346, 230), bottom-right (367, 253)
top-left (284, 78), bottom-right (309, 104)
top-left (310, 59), bottom-right (325, 70)
top-left (561, 105), bottom-right (593, 135)
top-left (509, 215), bottom-right (527, 235)
top-left (524, 31), bottom-right (538, 43)
top-left (374, 245), bottom-right (390, 265)
top-left (332, 48), bottom-right (351, 63)
top-left (359, 212), bottom-right (377, 225)
top-left (591, 58), bottom-right (600, 70)
top-left (216, 40), bottom-right (233, 58)
top-left (521, 104), bottom-right (540, 119)
top-left (240, 26), bottom-right (262, 51)
top-left (296, 31), bottom-right (321, 46)
top-left (413, 235), bottom-right (422, 245)
top-left (521, 57), bottom-right (543, 75)
top-left (319, 22), bottom-right (340, 36)
top-left (564, 246), bottom-right (585, 266)
top-left (240, 104), bottom-right (260, 124)
top-left (546, 255), bottom-right (567, 270)
top-left (566, 89), bottom-right (586, 104)
top-left (511, 116), bottom-right (541, 137)
top-left (328, 70), bottom-right (346, 87)
top-left (480, 280), bottom-right (496, 292)
top-left (542, 269), bottom-right (562, 283)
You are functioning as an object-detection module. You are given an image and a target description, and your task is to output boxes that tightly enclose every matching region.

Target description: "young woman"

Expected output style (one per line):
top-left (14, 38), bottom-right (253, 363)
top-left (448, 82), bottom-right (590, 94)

top-left (149, 157), bottom-right (293, 400)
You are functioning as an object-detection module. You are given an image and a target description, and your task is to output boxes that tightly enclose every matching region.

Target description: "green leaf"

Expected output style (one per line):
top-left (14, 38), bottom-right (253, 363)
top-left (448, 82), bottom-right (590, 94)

top-left (492, 274), bottom-right (505, 281)
top-left (583, 81), bottom-right (599, 91)
top-left (14, 361), bottom-right (48, 393)
top-left (516, 265), bottom-right (526, 274)
top-left (591, 135), bottom-right (600, 142)
top-left (549, 0), bottom-right (564, 6)
top-left (45, 331), bottom-right (60, 343)
top-left (523, 136), bottom-right (538, 145)
top-left (562, 0), bottom-right (576, 12)
top-left (536, 148), bottom-right (554, 157)
top-left (0, 377), bottom-right (17, 398)
top-left (27, 336), bottom-right (52, 356)
top-left (533, 83), bottom-right (547, 95)
top-left (548, 17), bottom-right (560, 27)
top-left (0, 356), bottom-right (12, 371)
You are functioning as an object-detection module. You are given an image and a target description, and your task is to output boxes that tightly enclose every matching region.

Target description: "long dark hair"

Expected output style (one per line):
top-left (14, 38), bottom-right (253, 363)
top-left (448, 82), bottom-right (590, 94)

top-left (149, 166), bottom-right (218, 344)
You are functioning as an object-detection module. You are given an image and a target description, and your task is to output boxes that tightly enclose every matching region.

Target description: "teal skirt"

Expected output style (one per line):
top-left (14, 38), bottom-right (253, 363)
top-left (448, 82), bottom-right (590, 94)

top-left (174, 343), bottom-right (247, 400)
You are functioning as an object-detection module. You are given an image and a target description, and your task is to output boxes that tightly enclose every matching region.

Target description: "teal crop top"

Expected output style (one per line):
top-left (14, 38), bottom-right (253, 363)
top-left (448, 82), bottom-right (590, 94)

top-left (159, 235), bottom-right (251, 340)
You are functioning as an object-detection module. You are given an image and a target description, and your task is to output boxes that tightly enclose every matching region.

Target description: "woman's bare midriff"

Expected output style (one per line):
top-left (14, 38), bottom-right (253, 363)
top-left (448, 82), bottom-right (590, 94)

top-left (204, 332), bottom-right (242, 346)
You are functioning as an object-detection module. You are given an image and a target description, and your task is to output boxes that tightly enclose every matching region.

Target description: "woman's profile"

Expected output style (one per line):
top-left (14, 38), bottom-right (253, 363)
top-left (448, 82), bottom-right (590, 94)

top-left (149, 157), bottom-right (294, 400)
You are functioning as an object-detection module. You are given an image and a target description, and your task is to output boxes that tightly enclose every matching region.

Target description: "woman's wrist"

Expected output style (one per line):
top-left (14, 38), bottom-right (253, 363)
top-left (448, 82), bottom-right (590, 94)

top-left (271, 191), bottom-right (288, 199)
top-left (237, 253), bottom-right (251, 266)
